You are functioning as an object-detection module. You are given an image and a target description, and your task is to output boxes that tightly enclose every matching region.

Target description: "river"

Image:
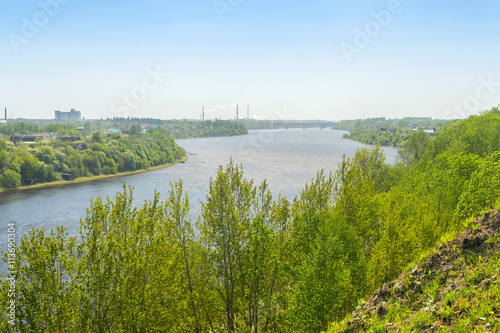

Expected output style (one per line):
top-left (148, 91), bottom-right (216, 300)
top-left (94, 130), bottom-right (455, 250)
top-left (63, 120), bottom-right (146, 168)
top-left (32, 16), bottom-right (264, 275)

top-left (0, 129), bottom-right (399, 274)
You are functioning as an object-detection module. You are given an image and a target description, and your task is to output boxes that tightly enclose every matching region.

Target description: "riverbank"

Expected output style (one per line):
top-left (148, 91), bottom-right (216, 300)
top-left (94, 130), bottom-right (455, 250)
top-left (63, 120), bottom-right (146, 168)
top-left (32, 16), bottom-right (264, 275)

top-left (0, 155), bottom-right (188, 194)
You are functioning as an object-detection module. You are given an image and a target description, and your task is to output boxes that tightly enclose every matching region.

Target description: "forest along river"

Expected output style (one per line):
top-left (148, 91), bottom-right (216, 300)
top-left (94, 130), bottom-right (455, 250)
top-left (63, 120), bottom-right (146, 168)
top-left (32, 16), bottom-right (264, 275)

top-left (0, 129), bottom-right (399, 274)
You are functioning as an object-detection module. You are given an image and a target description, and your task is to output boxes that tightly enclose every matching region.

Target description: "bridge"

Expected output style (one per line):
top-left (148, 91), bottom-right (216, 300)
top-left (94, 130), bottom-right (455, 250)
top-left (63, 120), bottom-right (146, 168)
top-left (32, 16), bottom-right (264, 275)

top-left (272, 121), bottom-right (336, 130)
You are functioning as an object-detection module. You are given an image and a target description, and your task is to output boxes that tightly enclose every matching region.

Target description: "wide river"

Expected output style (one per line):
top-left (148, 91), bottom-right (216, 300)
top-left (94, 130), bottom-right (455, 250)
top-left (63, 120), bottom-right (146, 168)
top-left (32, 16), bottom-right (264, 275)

top-left (0, 129), bottom-right (398, 274)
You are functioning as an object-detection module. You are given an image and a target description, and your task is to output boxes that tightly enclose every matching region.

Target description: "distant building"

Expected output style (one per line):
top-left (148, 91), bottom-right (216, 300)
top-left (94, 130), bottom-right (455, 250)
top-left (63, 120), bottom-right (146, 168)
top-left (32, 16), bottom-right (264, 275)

top-left (9, 135), bottom-right (22, 146)
top-left (61, 173), bottom-right (74, 181)
top-left (423, 129), bottom-right (436, 136)
top-left (24, 178), bottom-right (38, 186)
top-left (58, 136), bottom-right (81, 142)
top-left (0, 107), bottom-right (6, 123)
top-left (55, 109), bottom-right (81, 122)
top-left (17, 132), bottom-right (54, 143)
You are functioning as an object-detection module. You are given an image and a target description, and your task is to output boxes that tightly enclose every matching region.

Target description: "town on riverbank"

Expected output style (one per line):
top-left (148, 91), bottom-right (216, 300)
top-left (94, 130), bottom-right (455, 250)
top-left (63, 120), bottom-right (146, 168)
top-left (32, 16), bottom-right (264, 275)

top-left (0, 113), bottom-right (247, 191)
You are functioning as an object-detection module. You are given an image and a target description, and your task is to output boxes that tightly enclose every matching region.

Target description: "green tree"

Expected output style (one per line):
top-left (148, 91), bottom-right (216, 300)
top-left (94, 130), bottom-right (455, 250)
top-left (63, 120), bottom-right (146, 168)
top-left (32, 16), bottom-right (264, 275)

top-left (0, 150), bottom-right (9, 169)
top-left (14, 227), bottom-right (78, 332)
top-left (286, 171), bottom-right (367, 332)
top-left (334, 147), bottom-right (390, 256)
top-left (165, 180), bottom-right (204, 332)
top-left (20, 154), bottom-right (38, 179)
top-left (1, 169), bottom-right (21, 188)
top-left (77, 185), bottom-right (188, 331)
top-left (398, 130), bottom-right (431, 166)
top-left (241, 181), bottom-right (275, 332)
top-left (90, 131), bottom-right (103, 144)
top-left (197, 159), bottom-right (256, 332)
top-left (287, 212), bottom-right (364, 332)
top-left (456, 151), bottom-right (500, 220)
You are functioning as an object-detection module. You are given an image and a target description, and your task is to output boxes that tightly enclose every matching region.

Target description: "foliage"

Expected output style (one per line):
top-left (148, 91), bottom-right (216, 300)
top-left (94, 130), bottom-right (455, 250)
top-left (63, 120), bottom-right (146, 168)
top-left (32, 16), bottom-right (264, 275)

top-left (328, 211), bottom-right (500, 333)
top-left (0, 128), bottom-right (185, 189)
top-left (163, 119), bottom-right (248, 139)
top-left (2, 107), bottom-right (500, 331)
top-left (0, 118), bottom-right (248, 139)
top-left (398, 130), bottom-right (431, 165)
top-left (0, 169), bottom-right (21, 188)
top-left (456, 151), bottom-right (500, 221)
top-left (0, 123), bottom-right (81, 137)
top-left (428, 107), bottom-right (500, 158)
top-left (334, 116), bottom-right (450, 147)
top-left (99, 117), bottom-right (247, 139)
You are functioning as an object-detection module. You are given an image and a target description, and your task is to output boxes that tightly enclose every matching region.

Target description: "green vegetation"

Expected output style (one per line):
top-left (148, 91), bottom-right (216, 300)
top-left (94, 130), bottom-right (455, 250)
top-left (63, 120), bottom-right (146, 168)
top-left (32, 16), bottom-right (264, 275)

top-left (0, 127), bottom-right (185, 190)
top-left (0, 122), bottom-right (84, 137)
top-left (328, 209), bottom-right (500, 332)
top-left (0, 118), bottom-right (248, 190)
top-left (99, 117), bottom-right (247, 139)
top-left (162, 119), bottom-right (248, 139)
top-left (334, 116), bottom-right (451, 147)
top-left (0, 118), bottom-right (248, 140)
top-left (2, 107), bottom-right (500, 332)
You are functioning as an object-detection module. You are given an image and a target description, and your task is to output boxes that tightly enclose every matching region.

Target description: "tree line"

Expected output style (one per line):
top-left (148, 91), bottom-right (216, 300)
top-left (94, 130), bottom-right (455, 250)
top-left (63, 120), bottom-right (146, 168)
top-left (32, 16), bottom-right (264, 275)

top-left (333, 116), bottom-right (451, 147)
top-left (163, 119), bottom-right (248, 139)
top-left (0, 128), bottom-right (185, 190)
top-left (1, 107), bottom-right (500, 331)
top-left (100, 118), bottom-right (248, 139)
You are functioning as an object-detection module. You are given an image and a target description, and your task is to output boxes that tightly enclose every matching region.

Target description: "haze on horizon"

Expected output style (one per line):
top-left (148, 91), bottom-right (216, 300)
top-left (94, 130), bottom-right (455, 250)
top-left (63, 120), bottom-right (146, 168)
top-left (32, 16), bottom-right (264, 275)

top-left (1, 0), bottom-right (499, 121)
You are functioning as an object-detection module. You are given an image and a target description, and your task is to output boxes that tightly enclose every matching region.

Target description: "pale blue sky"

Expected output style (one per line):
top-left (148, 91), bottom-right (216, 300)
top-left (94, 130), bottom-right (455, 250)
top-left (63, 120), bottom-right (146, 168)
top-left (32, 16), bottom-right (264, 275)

top-left (1, 0), bottom-right (499, 120)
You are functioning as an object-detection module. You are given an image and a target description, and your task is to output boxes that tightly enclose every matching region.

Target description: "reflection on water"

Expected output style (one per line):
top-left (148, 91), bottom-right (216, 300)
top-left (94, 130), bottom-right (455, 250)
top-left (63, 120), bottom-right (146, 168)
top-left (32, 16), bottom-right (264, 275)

top-left (0, 129), bottom-right (399, 274)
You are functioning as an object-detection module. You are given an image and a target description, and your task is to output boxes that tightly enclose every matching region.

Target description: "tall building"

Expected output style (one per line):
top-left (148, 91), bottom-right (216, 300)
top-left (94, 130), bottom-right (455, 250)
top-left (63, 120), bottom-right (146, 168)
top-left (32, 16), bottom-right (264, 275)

top-left (55, 109), bottom-right (81, 122)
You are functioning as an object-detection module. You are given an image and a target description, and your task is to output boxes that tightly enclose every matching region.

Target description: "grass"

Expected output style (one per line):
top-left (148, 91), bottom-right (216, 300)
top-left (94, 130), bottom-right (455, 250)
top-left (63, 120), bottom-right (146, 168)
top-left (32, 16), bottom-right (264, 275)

top-left (328, 226), bottom-right (500, 332)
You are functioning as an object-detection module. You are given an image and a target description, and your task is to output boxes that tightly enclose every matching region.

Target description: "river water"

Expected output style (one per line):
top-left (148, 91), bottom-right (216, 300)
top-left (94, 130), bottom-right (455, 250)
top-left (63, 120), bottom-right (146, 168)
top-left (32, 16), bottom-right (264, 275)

top-left (0, 129), bottom-right (399, 274)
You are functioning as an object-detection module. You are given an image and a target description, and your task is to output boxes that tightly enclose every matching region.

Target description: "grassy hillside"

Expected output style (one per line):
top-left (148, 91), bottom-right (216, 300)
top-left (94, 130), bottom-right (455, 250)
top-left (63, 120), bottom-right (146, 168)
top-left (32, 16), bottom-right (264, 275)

top-left (329, 209), bottom-right (500, 332)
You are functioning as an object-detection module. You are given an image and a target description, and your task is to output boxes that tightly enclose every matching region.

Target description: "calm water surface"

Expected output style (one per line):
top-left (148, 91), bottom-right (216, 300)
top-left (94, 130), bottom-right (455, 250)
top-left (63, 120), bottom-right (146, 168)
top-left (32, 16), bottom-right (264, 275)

top-left (0, 129), bottom-right (398, 274)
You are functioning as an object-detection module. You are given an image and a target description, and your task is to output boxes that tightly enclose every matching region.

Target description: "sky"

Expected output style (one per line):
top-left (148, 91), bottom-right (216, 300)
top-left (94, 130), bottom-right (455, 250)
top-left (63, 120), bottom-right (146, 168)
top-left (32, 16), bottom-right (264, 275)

top-left (1, 0), bottom-right (500, 121)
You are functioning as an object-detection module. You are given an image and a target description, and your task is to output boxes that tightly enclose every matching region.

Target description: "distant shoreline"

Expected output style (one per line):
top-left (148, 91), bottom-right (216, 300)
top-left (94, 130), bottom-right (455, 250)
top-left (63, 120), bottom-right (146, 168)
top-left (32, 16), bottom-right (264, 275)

top-left (0, 155), bottom-right (188, 194)
top-left (334, 130), bottom-right (402, 150)
top-left (342, 136), bottom-right (401, 149)
top-left (174, 132), bottom-right (249, 141)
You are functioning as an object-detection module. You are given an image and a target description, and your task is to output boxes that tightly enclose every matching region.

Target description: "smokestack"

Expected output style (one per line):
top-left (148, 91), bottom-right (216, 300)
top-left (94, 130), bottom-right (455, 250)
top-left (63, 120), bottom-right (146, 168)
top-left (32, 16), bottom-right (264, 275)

top-left (247, 105), bottom-right (249, 119)
top-left (202, 106), bottom-right (205, 121)
top-left (4, 107), bottom-right (6, 121)
top-left (236, 104), bottom-right (239, 120)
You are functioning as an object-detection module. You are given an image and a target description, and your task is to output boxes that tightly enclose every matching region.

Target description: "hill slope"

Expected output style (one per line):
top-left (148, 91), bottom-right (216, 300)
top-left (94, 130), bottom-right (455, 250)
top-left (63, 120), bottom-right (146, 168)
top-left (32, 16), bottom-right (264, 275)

top-left (330, 209), bottom-right (500, 332)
